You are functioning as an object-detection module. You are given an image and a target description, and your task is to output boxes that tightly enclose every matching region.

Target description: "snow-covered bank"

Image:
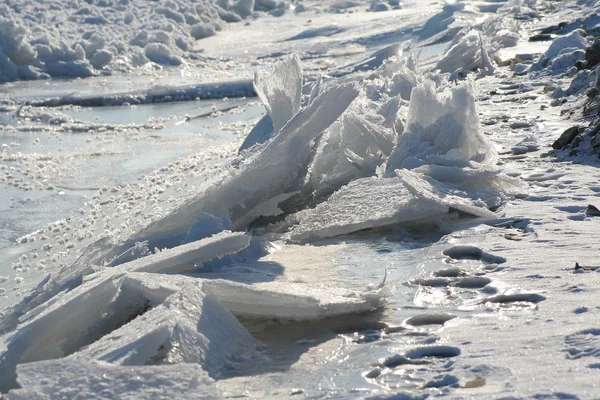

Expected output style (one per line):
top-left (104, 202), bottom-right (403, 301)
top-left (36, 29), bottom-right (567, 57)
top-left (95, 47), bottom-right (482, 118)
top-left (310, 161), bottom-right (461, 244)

top-left (0, 0), bottom-right (295, 82)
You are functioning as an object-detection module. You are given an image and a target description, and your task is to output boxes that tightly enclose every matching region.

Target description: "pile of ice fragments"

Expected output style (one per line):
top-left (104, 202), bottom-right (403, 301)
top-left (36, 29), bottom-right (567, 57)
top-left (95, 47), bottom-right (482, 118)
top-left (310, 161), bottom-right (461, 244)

top-left (0, 52), bottom-right (527, 395)
top-left (0, 3), bottom-right (538, 390)
top-left (0, 0), bottom-right (289, 82)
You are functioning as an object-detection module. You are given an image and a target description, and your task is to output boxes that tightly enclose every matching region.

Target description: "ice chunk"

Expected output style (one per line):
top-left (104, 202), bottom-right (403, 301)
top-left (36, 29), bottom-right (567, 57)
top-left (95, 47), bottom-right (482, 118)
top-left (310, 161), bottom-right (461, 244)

top-left (0, 272), bottom-right (255, 391)
top-left (290, 170), bottom-right (494, 241)
top-left (113, 231), bottom-right (251, 274)
top-left (70, 275), bottom-right (255, 376)
top-left (203, 268), bottom-right (391, 320)
top-left (305, 101), bottom-right (397, 202)
top-left (0, 232), bottom-right (250, 335)
top-left (386, 79), bottom-right (496, 174)
top-left (5, 361), bottom-right (218, 399)
top-left (238, 113), bottom-right (275, 153)
top-left (413, 164), bottom-right (527, 207)
top-left (136, 81), bottom-right (359, 240)
top-left (436, 29), bottom-right (495, 75)
top-left (253, 54), bottom-right (303, 134)
top-left (533, 29), bottom-right (588, 70)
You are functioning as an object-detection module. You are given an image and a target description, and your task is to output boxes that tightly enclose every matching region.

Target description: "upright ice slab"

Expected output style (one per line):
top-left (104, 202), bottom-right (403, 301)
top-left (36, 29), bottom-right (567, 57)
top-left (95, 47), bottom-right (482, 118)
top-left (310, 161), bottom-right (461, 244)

top-left (386, 79), bottom-right (496, 174)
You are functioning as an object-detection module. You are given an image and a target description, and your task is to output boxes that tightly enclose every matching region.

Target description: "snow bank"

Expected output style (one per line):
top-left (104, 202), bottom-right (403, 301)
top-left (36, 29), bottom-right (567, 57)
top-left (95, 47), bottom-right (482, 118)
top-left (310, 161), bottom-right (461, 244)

top-left (0, 0), bottom-right (289, 82)
top-left (532, 29), bottom-right (588, 72)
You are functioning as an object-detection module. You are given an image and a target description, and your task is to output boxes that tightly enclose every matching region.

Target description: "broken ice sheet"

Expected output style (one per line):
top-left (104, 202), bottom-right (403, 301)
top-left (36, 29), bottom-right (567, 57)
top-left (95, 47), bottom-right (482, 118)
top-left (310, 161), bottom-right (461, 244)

top-left (289, 170), bottom-right (495, 241)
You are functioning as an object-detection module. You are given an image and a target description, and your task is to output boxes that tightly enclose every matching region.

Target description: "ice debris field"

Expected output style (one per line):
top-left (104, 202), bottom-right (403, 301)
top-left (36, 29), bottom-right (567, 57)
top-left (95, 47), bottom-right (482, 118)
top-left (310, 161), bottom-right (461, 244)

top-left (2, 0), bottom-right (600, 398)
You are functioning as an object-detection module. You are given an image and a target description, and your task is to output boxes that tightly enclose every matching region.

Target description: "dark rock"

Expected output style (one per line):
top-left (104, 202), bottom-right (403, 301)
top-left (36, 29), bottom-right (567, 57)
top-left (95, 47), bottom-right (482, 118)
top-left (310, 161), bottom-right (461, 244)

top-left (575, 60), bottom-right (589, 70)
top-left (529, 33), bottom-right (553, 42)
top-left (585, 38), bottom-right (600, 68)
top-left (552, 126), bottom-right (582, 150)
top-left (586, 204), bottom-right (600, 216)
top-left (540, 22), bottom-right (568, 35)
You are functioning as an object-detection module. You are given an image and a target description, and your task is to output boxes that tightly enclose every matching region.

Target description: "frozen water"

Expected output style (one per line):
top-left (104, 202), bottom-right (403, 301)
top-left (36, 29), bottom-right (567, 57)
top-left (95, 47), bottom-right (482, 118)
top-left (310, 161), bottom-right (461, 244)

top-left (253, 54), bottom-right (303, 134)
top-left (386, 79), bottom-right (496, 174)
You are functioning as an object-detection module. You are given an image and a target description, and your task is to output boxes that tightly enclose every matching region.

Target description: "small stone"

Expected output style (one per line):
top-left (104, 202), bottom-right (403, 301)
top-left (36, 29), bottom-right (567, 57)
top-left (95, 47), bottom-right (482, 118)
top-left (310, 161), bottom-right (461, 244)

top-left (586, 204), bottom-right (600, 216)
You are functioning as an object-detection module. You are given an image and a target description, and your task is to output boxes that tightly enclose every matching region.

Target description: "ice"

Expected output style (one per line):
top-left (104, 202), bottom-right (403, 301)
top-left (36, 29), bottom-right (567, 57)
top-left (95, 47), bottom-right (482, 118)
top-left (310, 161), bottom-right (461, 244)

top-left (253, 54), bottom-right (303, 134)
top-left (0, 0), bottom-right (293, 82)
top-left (0, 232), bottom-right (251, 335)
top-left (290, 170), bottom-right (496, 241)
top-left (5, 361), bottom-right (218, 399)
top-left (203, 269), bottom-right (391, 320)
top-left (131, 80), bottom-right (359, 241)
top-left (238, 113), bottom-right (275, 152)
top-left (386, 79), bottom-right (496, 174)
top-left (436, 29), bottom-right (495, 75)
top-left (0, 271), bottom-right (255, 391)
top-left (305, 100), bottom-right (397, 202)
top-left (532, 29), bottom-right (588, 71)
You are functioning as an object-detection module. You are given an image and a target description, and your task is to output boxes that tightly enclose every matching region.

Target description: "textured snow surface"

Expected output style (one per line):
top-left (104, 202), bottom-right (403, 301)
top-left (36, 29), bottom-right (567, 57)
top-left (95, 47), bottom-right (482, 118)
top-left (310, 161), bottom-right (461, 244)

top-left (5, 361), bottom-right (218, 399)
top-left (0, 0), bottom-right (289, 82)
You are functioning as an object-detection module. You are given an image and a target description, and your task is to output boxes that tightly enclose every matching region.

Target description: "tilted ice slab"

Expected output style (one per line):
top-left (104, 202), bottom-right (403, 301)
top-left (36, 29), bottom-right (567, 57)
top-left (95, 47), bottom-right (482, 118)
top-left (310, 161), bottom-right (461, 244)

top-left (239, 54), bottom-right (303, 152)
top-left (253, 54), bottom-right (303, 134)
top-left (203, 270), bottom-right (391, 320)
top-left (0, 231), bottom-right (252, 335)
top-left (290, 170), bottom-right (495, 241)
top-left (134, 80), bottom-right (360, 240)
top-left (0, 270), bottom-right (255, 392)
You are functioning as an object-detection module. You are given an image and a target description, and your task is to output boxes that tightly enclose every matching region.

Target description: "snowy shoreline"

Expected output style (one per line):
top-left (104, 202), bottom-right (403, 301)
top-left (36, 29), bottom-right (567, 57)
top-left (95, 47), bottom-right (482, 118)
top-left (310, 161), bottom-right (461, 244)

top-left (2, 0), bottom-right (600, 398)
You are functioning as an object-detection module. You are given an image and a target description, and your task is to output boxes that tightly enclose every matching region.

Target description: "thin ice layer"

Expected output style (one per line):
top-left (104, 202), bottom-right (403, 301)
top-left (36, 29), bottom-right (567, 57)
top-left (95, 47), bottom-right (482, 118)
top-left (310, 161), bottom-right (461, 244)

top-left (203, 270), bottom-right (391, 320)
top-left (5, 361), bottom-right (218, 399)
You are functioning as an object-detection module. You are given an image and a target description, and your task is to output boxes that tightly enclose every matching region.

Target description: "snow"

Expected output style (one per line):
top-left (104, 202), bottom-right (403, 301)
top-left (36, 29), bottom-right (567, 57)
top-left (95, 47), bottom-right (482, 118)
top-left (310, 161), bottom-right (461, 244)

top-left (6, 361), bottom-right (219, 399)
top-left (4, 0), bottom-right (600, 398)
top-left (0, 0), bottom-right (292, 82)
top-left (532, 29), bottom-right (588, 71)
